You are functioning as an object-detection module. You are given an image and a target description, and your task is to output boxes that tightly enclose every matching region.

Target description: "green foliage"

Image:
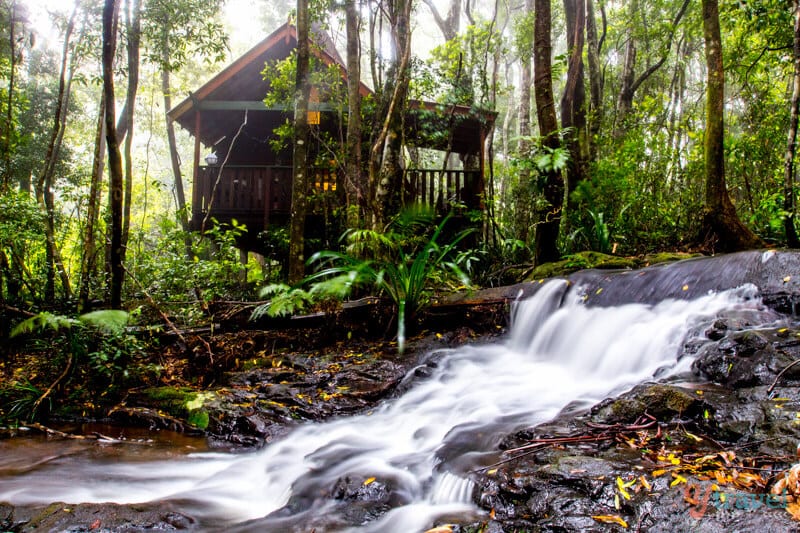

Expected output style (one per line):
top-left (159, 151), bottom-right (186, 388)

top-left (252, 208), bottom-right (475, 354)
top-left (3, 309), bottom-right (150, 423)
top-left (133, 217), bottom-right (254, 322)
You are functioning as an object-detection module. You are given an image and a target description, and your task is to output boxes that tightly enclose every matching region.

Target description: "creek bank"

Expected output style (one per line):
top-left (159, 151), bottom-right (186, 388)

top-left (5, 250), bottom-right (800, 531)
top-left (459, 317), bottom-right (800, 532)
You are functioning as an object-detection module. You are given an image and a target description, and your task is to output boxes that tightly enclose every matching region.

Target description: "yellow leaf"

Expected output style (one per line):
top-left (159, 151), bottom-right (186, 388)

top-left (671, 474), bottom-right (688, 487)
top-left (617, 477), bottom-right (632, 500)
top-left (684, 431), bottom-right (703, 442)
top-left (363, 477), bottom-right (376, 486)
top-left (614, 493), bottom-right (620, 509)
top-left (424, 527), bottom-right (454, 533)
top-left (652, 469), bottom-right (667, 477)
top-left (487, 468), bottom-right (498, 475)
top-left (596, 288), bottom-right (603, 295)
top-left (682, 284), bottom-right (689, 291)
top-left (592, 515), bottom-right (628, 528)
top-left (784, 276), bottom-right (792, 283)
top-left (695, 390), bottom-right (703, 395)
top-left (787, 502), bottom-right (800, 520)
top-left (639, 476), bottom-right (651, 491)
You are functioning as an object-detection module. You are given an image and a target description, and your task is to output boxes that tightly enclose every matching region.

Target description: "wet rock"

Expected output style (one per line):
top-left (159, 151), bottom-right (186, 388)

top-left (693, 329), bottom-right (800, 388)
top-left (591, 383), bottom-right (707, 424)
top-left (7, 502), bottom-right (197, 532)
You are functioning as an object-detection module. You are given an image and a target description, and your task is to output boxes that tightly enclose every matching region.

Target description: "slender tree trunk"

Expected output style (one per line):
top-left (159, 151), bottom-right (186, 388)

top-left (515, 0), bottom-right (533, 244)
top-left (79, 95), bottom-right (106, 311)
top-left (121, 0), bottom-right (140, 262)
top-left (370, 0), bottom-right (412, 229)
top-left (533, 0), bottom-right (563, 264)
top-left (37, 1), bottom-right (78, 302)
top-left (345, 0), bottom-right (365, 228)
top-left (561, 0), bottom-right (586, 214)
top-left (161, 48), bottom-right (191, 243)
top-left (103, 0), bottom-right (125, 308)
top-left (288, 0), bottom-right (311, 283)
top-left (585, 0), bottom-right (602, 158)
top-left (1, 0), bottom-right (17, 190)
top-left (700, 0), bottom-right (761, 252)
top-left (785, 0), bottom-right (800, 248)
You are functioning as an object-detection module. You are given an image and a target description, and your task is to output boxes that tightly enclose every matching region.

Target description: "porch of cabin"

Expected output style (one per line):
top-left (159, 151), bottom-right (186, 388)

top-left (190, 164), bottom-right (483, 237)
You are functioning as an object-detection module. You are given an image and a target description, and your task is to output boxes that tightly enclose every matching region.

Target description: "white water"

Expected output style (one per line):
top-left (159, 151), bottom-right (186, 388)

top-left (0, 281), bottom-right (778, 531)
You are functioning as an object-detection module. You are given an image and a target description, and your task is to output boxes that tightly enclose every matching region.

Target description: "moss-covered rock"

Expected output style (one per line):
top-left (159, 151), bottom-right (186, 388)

top-left (527, 251), bottom-right (638, 280)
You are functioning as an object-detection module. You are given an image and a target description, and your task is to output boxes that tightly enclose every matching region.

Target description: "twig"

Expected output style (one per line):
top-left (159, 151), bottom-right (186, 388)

top-left (767, 356), bottom-right (800, 394)
top-left (32, 352), bottom-right (72, 416)
top-left (1, 303), bottom-right (36, 317)
top-left (122, 264), bottom-right (187, 346)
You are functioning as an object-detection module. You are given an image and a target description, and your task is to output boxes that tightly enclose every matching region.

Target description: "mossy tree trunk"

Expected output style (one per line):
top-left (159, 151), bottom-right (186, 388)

top-left (700, 0), bottom-right (762, 252)
top-left (289, 0), bottom-right (312, 283)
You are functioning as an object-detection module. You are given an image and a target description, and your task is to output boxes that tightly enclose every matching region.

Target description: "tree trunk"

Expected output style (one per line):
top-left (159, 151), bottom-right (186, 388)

top-left (37, 2), bottom-right (78, 303)
top-left (515, 0), bottom-right (533, 244)
top-left (345, 0), bottom-right (365, 228)
top-left (700, 0), bottom-right (762, 252)
top-left (533, 0), bottom-right (563, 265)
top-left (370, 0), bottom-right (412, 229)
top-left (561, 0), bottom-right (587, 214)
top-left (784, 0), bottom-right (800, 248)
top-left (161, 49), bottom-right (191, 241)
top-left (103, 0), bottom-right (125, 308)
top-left (79, 95), bottom-right (106, 311)
top-left (288, 0), bottom-right (311, 283)
top-left (1, 0), bottom-right (17, 190)
top-left (121, 0), bottom-right (140, 262)
top-left (585, 0), bottom-right (602, 158)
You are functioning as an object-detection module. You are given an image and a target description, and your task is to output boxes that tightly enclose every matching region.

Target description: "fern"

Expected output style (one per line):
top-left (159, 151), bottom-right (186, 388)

top-left (251, 284), bottom-right (314, 320)
top-left (10, 312), bottom-right (79, 338)
top-left (79, 310), bottom-right (130, 335)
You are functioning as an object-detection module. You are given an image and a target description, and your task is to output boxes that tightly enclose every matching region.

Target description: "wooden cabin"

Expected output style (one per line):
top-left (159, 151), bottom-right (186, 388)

top-left (168, 22), bottom-right (495, 249)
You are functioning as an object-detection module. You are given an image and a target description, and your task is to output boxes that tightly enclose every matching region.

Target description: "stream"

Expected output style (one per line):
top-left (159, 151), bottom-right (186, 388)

top-left (0, 279), bottom-right (783, 532)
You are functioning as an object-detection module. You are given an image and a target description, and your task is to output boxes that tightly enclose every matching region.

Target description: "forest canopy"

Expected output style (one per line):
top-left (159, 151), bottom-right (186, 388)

top-left (0, 0), bottom-right (797, 318)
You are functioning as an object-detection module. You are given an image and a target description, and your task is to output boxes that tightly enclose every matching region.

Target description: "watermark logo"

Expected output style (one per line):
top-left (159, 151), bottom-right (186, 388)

top-left (684, 482), bottom-right (789, 519)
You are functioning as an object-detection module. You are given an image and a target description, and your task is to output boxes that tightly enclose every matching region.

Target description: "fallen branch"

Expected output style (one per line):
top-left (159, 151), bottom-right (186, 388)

top-left (767, 355), bottom-right (800, 394)
top-left (31, 352), bottom-right (73, 417)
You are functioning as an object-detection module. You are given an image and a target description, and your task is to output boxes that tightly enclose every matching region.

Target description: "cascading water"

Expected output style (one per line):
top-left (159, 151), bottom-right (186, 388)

top-left (0, 280), bottom-right (780, 532)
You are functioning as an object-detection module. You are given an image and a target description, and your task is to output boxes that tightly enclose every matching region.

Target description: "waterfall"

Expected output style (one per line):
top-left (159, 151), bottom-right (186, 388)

top-left (0, 281), bottom-right (776, 532)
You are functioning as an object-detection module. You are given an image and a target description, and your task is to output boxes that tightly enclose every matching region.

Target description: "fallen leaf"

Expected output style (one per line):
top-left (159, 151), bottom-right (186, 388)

top-left (363, 477), bottom-right (376, 486)
top-left (89, 519), bottom-right (101, 530)
top-left (592, 515), bottom-right (628, 528)
top-left (682, 284), bottom-right (689, 291)
top-left (784, 276), bottom-right (792, 283)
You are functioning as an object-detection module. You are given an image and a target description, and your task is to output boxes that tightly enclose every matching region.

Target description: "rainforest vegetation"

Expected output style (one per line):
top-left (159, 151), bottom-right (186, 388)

top-left (0, 0), bottom-right (798, 423)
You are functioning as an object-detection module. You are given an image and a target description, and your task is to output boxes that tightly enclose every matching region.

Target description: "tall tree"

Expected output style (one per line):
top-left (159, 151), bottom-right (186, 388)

top-left (585, 0), bottom-right (603, 157)
top-left (370, 0), bottom-right (413, 229)
top-left (288, 0), bottom-right (312, 283)
top-left (533, 0), bottom-right (563, 264)
top-left (614, 0), bottom-right (690, 137)
top-left (515, 0), bottom-right (533, 244)
top-left (344, 0), bottom-right (365, 228)
top-left (102, 0), bottom-right (125, 308)
top-left (700, 0), bottom-right (762, 251)
top-left (37, 1), bottom-right (79, 302)
top-left (561, 0), bottom-right (587, 213)
top-left (120, 0), bottom-right (141, 262)
top-left (784, 0), bottom-right (800, 248)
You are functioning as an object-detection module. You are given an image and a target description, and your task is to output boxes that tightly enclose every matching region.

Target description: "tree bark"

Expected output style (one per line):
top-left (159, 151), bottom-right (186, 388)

top-left (79, 95), bottom-right (106, 311)
top-left (700, 0), bottom-right (762, 252)
top-left (121, 0), bottom-right (140, 262)
top-left (345, 0), bottom-right (365, 228)
top-left (515, 0), bottom-right (533, 244)
top-left (784, 0), bottom-right (800, 248)
top-left (370, 0), bottom-right (412, 229)
top-left (37, 1), bottom-right (78, 302)
top-left (533, 0), bottom-right (563, 264)
top-left (585, 0), bottom-right (602, 158)
top-left (561, 0), bottom-right (587, 213)
top-left (103, 0), bottom-right (125, 308)
top-left (288, 0), bottom-right (311, 283)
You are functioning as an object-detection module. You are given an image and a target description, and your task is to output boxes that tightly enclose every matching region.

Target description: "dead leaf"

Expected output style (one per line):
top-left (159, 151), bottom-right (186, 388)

top-left (363, 476), bottom-right (376, 486)
top-left (592, 515), bottom-right (628, 528)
